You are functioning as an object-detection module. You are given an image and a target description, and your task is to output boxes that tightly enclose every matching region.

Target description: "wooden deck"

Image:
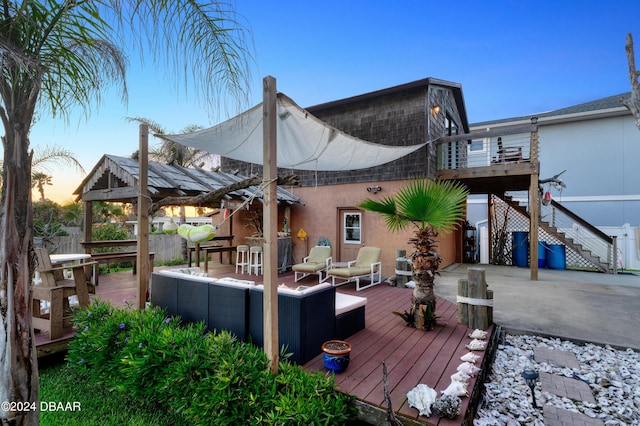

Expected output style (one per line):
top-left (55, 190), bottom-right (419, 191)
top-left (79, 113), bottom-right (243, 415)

top-left (35, 264), bottom-right (494, 426)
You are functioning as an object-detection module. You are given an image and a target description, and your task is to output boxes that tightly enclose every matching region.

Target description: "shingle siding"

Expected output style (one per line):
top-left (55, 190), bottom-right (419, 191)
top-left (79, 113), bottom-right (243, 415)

top-left (221, 81), bottom-right (465, 187)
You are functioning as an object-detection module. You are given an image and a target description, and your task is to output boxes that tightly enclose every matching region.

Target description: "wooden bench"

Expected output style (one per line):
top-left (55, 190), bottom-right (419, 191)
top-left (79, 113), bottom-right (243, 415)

top-left (81, 240), bottom-right (154, 284)
top-left (187, 236), bottom-right (235, 272)
top-left (90, 251), bottom-right (155, 273)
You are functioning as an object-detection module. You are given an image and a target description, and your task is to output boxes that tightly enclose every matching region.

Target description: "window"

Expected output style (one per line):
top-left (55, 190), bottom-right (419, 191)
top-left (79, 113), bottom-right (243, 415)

top-left (343, 213), bottom-right (361, 244)
top-left (445, 114), bottom-right (459, 136)
top-left (469, 139), bottom-right (484, 152)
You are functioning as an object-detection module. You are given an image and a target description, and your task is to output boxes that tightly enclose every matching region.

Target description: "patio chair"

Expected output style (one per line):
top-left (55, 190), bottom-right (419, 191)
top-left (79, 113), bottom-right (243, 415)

top-left (496, 137), bottom-right (522, 163)
top-left (32, 248), bottom-right (97, 339)
top-left (327, 246), bottom-right (382, 291)
top-left (292, 246), bottom-right (332, 283)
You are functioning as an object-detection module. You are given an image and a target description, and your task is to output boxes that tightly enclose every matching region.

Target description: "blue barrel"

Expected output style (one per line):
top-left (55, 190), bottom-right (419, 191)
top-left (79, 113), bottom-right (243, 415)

top-left (512, 231), bottom-right (529, 267)
top-left (546, 244), bottom-right (566, 269)
top-left (538, 241), bottom-right (547, 268)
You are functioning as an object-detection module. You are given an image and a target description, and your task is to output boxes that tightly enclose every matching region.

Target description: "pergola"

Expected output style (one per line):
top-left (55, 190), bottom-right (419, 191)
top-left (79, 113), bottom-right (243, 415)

top-left (87, 76), bottom-right (424, 372)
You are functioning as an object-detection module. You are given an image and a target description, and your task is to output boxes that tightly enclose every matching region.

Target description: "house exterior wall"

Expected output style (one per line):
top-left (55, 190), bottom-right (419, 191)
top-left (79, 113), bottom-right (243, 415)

top-left (536, 115), bottom-right (640, 226)
top-left (286, 180), bottom-right (458, 276)
top-left (220, 80), bottom-right (467, 271)
top-left (469, 113), bottom-right (640, 228)
top-left (468, 108), bottom-right (640, 270)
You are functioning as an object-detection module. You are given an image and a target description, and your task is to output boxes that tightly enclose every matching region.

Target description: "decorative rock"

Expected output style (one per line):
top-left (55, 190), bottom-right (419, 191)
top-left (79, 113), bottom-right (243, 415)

top-left (432, 394), bottom-right (462, 419)
top-left (460, 351), bottom-right (481, 363)
top-left (466, 339), bottom-right (487, 351)
top-left (441, 380), bottom-right (468, 397)
top-left (407, 384), bottom-right (437, 417)
top-left (475, 334), bottom-right (640, 425)
top-left (469, 329), bottom-right (488, 339)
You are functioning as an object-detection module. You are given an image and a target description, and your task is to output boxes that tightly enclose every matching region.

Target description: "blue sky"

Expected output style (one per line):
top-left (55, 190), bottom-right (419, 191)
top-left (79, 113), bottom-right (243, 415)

top-left (30, 0), bottom-right (640, 203)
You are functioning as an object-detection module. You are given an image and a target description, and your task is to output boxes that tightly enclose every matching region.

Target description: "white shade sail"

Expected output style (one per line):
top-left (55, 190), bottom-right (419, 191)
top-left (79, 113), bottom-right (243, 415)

top-left (162, 93), bottom-right (426, 171)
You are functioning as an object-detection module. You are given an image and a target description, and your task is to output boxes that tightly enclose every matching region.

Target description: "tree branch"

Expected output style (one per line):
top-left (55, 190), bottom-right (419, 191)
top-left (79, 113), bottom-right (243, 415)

top-left (621, 33), bottom-right (640, 131)
top-left (149, 174), bottom-right (300, 215)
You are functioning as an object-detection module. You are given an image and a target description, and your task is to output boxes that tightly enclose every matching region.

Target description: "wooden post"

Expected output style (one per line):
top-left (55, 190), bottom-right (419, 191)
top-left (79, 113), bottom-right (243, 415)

top-left (136, 124), bottom-right (150, 310)
top-left (486, 289), bottom-right (494, 325)
top-left (529, 130), bottom-right (539, 281)
top-left (457, 278), bottom-right (469, 325)
top-left (263, 76), bottom-right (279, 373)
top-left (83, 201), bottom-right (93, 254)
top-left (467, 267), bottom-right (488, 330)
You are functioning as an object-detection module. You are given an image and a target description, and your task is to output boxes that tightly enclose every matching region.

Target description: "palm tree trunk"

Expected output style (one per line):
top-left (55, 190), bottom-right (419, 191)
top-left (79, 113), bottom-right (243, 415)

top-left (0, 127), bottom-right (39, 425)
top-left (410, 228), bottom-right (441, 330)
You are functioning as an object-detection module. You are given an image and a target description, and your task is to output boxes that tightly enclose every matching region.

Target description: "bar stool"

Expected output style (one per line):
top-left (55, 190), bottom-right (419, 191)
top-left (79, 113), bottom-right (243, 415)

top-left (235, 245), bottom-right (250, 274)
top-left (249, 245), bottom-right (263, 275)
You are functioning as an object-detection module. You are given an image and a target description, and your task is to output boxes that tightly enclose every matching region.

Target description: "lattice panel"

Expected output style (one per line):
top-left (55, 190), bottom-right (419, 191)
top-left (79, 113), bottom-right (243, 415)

top-left (490, 195), bottom-right (599, 270)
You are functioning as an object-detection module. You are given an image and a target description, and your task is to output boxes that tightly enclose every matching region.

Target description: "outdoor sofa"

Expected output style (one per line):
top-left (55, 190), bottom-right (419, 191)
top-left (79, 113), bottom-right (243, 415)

top-left (150, 270), bottom-right (367, 364)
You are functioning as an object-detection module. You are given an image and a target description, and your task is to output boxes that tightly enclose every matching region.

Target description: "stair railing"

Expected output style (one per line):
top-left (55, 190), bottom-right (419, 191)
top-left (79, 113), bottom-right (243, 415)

top-left (541, 199), bottom-right (617, 272)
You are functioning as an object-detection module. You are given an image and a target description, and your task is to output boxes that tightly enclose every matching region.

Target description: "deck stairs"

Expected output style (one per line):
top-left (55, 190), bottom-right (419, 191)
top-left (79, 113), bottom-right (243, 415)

top-left (496, 194), bottom-right (616, 273)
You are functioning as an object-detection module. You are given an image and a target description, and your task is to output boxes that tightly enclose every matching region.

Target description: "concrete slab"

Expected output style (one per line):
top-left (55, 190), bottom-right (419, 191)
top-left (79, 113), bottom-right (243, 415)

top-left (543, 405), bottom-right (604, 426)
top-left (534, 347), bottom-right (580, 369)
top-left (435, 264), bottom-right (640, 349)
top-left (539, 372), bottom-right (596, 403)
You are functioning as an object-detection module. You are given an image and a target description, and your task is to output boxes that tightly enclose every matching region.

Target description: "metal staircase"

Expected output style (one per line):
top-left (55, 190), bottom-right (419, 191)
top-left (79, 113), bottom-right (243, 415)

top-left (492, 194), bottom-right (617, 273)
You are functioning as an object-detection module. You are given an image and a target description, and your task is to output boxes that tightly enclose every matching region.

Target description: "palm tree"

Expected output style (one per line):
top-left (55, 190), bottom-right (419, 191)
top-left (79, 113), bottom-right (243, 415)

top-left (359, 179), bottom-right (468, 330)
top-left (0, 2), bottom-right (251, 424)
top-left (0, 144), bottom-right (86, 190)
top-left (31, 172), bottom-right (52, 201)
top-left (126, 117), bottom-right (218, 261)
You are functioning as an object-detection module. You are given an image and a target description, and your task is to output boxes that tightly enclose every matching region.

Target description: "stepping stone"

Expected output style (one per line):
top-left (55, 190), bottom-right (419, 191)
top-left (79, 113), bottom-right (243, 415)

top-left (534, 346), bottom-right (580, 369)
top-left (539, 372), bottom-right (596, 404)
top-left (543, 405), bottom-right (604, 426)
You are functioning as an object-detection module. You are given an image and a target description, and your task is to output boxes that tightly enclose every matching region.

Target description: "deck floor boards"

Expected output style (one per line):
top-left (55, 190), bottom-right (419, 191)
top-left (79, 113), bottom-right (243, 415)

top-left (35, 264), bottom-right (491, 425)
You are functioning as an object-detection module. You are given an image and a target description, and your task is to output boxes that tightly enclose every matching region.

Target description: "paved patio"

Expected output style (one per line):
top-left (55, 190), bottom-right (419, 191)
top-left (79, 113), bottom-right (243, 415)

top-left (435, 264), bottom-right (640, 350)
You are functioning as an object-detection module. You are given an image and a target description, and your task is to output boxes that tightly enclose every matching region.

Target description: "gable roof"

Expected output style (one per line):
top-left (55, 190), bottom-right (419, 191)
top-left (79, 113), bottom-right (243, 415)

top-left (73, 154), bottom-right (302, 206)
top-left (307, 77), bottom-right (470, 134)
top-left (471, 92), bottom-right (632, 128)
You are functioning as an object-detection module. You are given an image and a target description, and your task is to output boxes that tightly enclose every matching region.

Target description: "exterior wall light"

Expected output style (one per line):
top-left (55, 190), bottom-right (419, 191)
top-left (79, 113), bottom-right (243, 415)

top-left (366, 186), bottom-right (382, 194)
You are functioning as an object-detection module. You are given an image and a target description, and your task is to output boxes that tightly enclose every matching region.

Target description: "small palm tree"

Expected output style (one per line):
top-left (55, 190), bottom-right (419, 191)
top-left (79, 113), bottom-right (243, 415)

top-left (31, 172), bottom-right (52, 201)
top-left (359, 179), bottom-right (468, 330)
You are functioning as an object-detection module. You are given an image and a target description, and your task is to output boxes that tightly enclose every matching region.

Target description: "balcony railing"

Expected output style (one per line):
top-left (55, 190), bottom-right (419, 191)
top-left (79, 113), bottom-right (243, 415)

top-left (434, 124), bottom-right (538, 172)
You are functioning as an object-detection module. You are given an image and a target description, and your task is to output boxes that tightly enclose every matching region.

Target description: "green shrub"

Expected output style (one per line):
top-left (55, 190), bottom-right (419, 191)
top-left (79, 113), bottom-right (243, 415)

top-left (91, 223), bottom-right (131, 253)
top-left (68, 300), bottom-right (356, 425)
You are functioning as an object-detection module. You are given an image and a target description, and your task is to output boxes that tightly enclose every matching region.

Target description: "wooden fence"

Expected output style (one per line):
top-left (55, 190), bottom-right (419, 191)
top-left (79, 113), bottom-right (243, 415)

top-left (42, 234), bottom-right (184, 264)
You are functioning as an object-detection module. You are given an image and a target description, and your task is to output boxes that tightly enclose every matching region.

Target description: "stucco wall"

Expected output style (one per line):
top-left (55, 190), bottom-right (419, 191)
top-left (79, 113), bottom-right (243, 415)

top-left (287, 180), bottom-right (459, 278)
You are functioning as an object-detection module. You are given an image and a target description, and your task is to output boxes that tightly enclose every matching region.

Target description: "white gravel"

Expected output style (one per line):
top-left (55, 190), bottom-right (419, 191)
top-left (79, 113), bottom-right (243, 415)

top-left (473, 334), bottom-right (640, 426)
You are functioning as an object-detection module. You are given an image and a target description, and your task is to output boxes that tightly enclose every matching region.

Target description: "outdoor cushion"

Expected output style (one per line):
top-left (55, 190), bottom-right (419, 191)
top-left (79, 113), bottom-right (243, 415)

top-left (254, 282), bottom-right (331, 296)
top-left (335, 293), bottom-right (367, 316)
top-left (157, 269), bottom-right (212, 282)
top-left (328, 266), bottom-right (371, 278)
top-left (353, 247), bottom-right (382, 269)
top-left (292, 246), bottom-right (331, 273)
top-left (292, 246), bottom-right (332, 283)
top-left (292, 263), bottom-right (325, 273)
top-left (327, 246), bottom-right (382, 291)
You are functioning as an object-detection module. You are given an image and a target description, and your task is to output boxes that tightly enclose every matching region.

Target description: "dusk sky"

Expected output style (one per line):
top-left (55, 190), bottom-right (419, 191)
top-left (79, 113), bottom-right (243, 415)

top-left (29, 0), bottom-right (640, 203)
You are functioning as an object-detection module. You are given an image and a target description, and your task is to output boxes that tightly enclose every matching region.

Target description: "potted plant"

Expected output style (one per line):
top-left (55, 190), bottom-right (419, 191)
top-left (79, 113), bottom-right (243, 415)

top-left (321, 340), bottom-right (352, 373)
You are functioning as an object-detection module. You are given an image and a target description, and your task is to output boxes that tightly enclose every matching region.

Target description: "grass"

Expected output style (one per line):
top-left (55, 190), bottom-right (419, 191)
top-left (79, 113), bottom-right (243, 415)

top-left (38, 356), bottom-right (185, 426)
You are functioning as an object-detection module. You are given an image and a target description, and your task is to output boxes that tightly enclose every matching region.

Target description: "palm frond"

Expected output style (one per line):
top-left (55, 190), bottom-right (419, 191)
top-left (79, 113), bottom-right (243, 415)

top-left (359, 197), bottom-right (408, 232)
top-left (361, 179), bottom-right (469, 234)
top-left (32, 145), bottom-right (85, 174)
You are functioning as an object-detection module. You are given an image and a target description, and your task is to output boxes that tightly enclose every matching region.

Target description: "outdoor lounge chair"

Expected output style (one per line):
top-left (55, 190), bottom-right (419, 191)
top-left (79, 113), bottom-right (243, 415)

top-left (292, 246), bottom-right (332, 283)
top-left (327, 246), bottom-right (382, 291)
